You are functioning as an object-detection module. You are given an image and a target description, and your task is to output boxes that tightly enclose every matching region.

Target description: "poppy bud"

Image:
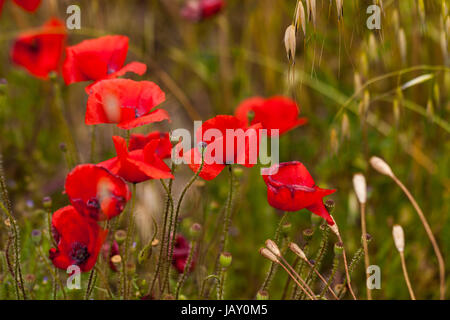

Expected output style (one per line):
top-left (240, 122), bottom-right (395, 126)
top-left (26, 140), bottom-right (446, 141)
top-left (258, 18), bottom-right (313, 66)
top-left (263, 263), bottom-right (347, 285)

top-left (259, 247), bottom-right (280, 264)
top-left (265, 239), bottom-right (281, 257)
top-left (370, 156), bottom-right (394, 178)
top-left (334, 242), bottom-right (344, 255)
top-left (111, 255), bottom-right (122, 270)
top-left (325, 199), bottom-right (335, 213)
top-left (303, 228), bottom-right (314, 241)
top-left (352, 173), bottom-right (367, 204)
top-left (361, 233), bottom-right (372, 245)
top-left (42, 196), bottom-right (52, 209)
top-left (256, 290), bottom-right (269, 300)
top-left (392, 225), bottom-right (405, 252)
top-left (115, 230), bottom-right (127, 244)
top-left (152, 239), bottom-right (159, 247)
top-left (189, 223), bottom-right (202, 239)
top-left (31, 229), bottom-right (42, 245)
top-left (289, 242), bottom-right (307, 261)
top-left (219, 252), bottom-right (232, 268)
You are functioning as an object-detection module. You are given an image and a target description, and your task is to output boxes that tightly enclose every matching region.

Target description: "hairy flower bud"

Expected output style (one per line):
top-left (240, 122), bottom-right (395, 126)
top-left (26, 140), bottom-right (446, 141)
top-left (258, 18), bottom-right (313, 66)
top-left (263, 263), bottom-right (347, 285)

top-left (259, 247), bottom-right (280, 264)
top-left (289, 242), bottom-right (307, 260)
top-left (265, 239), bottom-right (281, 257)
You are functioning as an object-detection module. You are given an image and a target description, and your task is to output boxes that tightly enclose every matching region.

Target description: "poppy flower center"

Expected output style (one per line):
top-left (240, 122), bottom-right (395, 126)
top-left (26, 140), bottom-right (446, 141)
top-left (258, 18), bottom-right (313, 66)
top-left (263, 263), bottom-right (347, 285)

top-left (87, 197), bottom-right (100, 210)
top-left (70, 242), bottom-right (90, 265)
top-left (28, 38), bottom-right (41, 54)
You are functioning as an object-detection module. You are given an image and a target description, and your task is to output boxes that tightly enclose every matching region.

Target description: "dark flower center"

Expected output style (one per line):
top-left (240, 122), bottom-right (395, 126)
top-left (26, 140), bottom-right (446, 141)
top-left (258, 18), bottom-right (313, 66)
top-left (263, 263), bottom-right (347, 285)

top-left (70, 242), bottom-right (90, 265)
top-left (87, 197), bottom-right (100, 210)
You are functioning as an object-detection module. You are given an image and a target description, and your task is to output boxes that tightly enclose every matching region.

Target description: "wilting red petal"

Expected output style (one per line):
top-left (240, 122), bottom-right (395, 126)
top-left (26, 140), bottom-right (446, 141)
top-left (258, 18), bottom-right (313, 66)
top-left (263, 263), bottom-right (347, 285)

top-left (63, 35), bottom-right (145, 85)
top-left (235, 96), bottom-right (307, 136)
top-left (49, 206), bottom-right (108, 272)
top-left (86, 79), bottom-right (168, 129)
top-left (262, 161), bottom-right (336, 225)
top-left (172, 234), bottom-right (196, 273)
top-left (11, 18), bottom-right (66, 79)
top-left (129, 131), bottom-right (172, 159)
top-left (65, 164), bottom-right (131, 221)
top-left (98, 136), bottom-right (173, 183)
top-left (13, 0), bottom-right (41, 11)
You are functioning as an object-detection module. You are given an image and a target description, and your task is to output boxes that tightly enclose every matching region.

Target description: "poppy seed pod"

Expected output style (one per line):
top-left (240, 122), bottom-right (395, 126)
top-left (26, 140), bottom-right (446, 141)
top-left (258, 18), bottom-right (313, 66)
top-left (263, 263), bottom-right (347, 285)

top-left (256, 290), bottom-right (269, 300)
top-left (189, 223), bottom-right (202, 239)
top-left (42, 196), bottom-right (52, 209)
top-left (303, 228), bottom-right (314, 241)
top-left (370, 156), bottom-right (394, 177)
top-left (219, 252), bottom-right (232, 268)
top-left (392, 225), bottom-right (405, 252)
top-left (352, 173), bottom-right (367, 204)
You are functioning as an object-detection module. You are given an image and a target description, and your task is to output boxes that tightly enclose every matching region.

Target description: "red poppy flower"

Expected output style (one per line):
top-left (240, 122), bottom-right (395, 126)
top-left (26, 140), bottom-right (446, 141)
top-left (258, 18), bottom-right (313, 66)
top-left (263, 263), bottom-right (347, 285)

top-left (181, 0), bottom-right (225, 21)
top-left (234, 96), bottom-right (307, 136)
top-left (65, 164), bottom-right (131, 221)
top-left (49, 205), bottom-right (108, 272)
top-left (86, 79), bottom-right (169, 130)
top-left (183, 115), bottom-right (262, 180)
top-left (62, 35), bottom-right (147, 87)
top-left (0, 0), bottom-right (41, 13)
top-left (102, 240), bottom-right (120, 272)
top-left (11, 18), bottom-right (66, 79)
top-left (128, 131), bottom-right (172, 159)
top-left (262, 161), bottom-right (336, 225)
top-left (98, 136), bottom-right (174, 184)
top-left (172, 234), bottom-right (196, 273)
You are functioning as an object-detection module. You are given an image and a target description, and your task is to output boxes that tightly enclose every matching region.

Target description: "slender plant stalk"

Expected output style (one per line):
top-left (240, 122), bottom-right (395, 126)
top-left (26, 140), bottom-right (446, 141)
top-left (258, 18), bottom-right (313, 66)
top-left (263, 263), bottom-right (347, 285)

top-left (259, 212), bottom-right (288, 293)
top-left (299, 225), bottom-right (329, 299)
top-left (149, 175), bottom-right (174, 296)
top-left (175, 240), bottom-right (196, 299)
top-left (94, 266), bottom-right (114, 299)
top-left (391, 175), bottom-right (445, 300)
top-left (38, 246), bottom-right (66, 300)
top-left (338, 247), bottom-right (364, 298)
top-left (336, 233), bottom-right (357, 300)
top-left (399, 251), bottom-right (416, 300)
top-left (163, 149), bottom-right (205, 294)
top-left (85, 268), bottom-right (96, 300)
top-left (0, 200), bottom-right (26, 299)
top-left (360, 203), bottom-right (372, 300)
top-left (200, 275), bottom-right (221, 299)
top-left (278, 255), bottom-right (316, 299)
top-left (319, 253), bottom-right (340, 299)
top-left (121, 183), bottom-right (137, 299)
top-left (219, 165), bottom-right (235, 252)
top-left (277, 260), bottom-right (315, 300)
top-left (301, 256), bottom-right (339, 300)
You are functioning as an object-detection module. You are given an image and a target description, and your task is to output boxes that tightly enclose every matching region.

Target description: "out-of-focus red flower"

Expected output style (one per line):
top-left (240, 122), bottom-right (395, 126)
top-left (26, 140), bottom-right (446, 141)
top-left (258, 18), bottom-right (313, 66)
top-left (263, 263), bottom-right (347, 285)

top-left (1, 0), bottom-right (41, 13)
top-left (181, 0), bottom-right (225, 21)
top-left (129, 131), bottom-right (172, 159)
top-left (183, 115), bottom-right (262, 180)
top-left (11, 18), bottom-right (66, 79)
top-left (234, 96), bottom-right (307, 136)
top-left (98, 136), bottom-right (174, 184)
top-left (49, 205), bottom-right (108, 272)
top-left (65, 164), bottom-right (131, 221)
top-left (86, 79), bottom-right (169, 130)
top-left (63, 35), bottom-right (147, 87)
top-left (172, 234), bottom-right (196, 273)
top-left (101, 240), bottom-right (120, 272)
top-left (262, 161), bottom-right (336, 225)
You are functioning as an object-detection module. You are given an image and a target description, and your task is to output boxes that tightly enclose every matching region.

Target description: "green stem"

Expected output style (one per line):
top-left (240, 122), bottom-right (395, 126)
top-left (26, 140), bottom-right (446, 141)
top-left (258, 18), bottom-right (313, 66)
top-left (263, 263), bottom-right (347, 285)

top-left (38, 246), bottom-right (66, 300)
top-left (338, 247), bottom-right (364, 298)
top-left (163, 149), bottom-right (205, 294)
top-left (299, 225), bottom-right (329, 300)
top-left (319, 253), bottom-right (340, 299)
top-left (175, 240), bottom-right (196, 299)
top-left (121, 183), bottom-right (137, 299)
top-left (259, 212), bottom-right (288, 293)
top-left (85, 268), bottom-right (96, 300)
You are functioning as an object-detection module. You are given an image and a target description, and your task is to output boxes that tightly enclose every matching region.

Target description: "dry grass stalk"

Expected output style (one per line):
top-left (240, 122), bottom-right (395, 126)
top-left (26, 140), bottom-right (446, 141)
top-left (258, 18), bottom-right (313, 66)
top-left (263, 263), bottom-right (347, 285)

top-left (393, 225), bottom-right (416, 300)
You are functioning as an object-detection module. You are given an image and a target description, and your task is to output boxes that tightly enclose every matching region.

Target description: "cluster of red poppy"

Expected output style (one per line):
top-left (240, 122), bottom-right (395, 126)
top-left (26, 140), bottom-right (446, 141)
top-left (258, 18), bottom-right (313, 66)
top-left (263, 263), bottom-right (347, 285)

top-left (0, 0), bottom-right (40, 14)
top-left (8, 2), bottom-right (336, 274)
